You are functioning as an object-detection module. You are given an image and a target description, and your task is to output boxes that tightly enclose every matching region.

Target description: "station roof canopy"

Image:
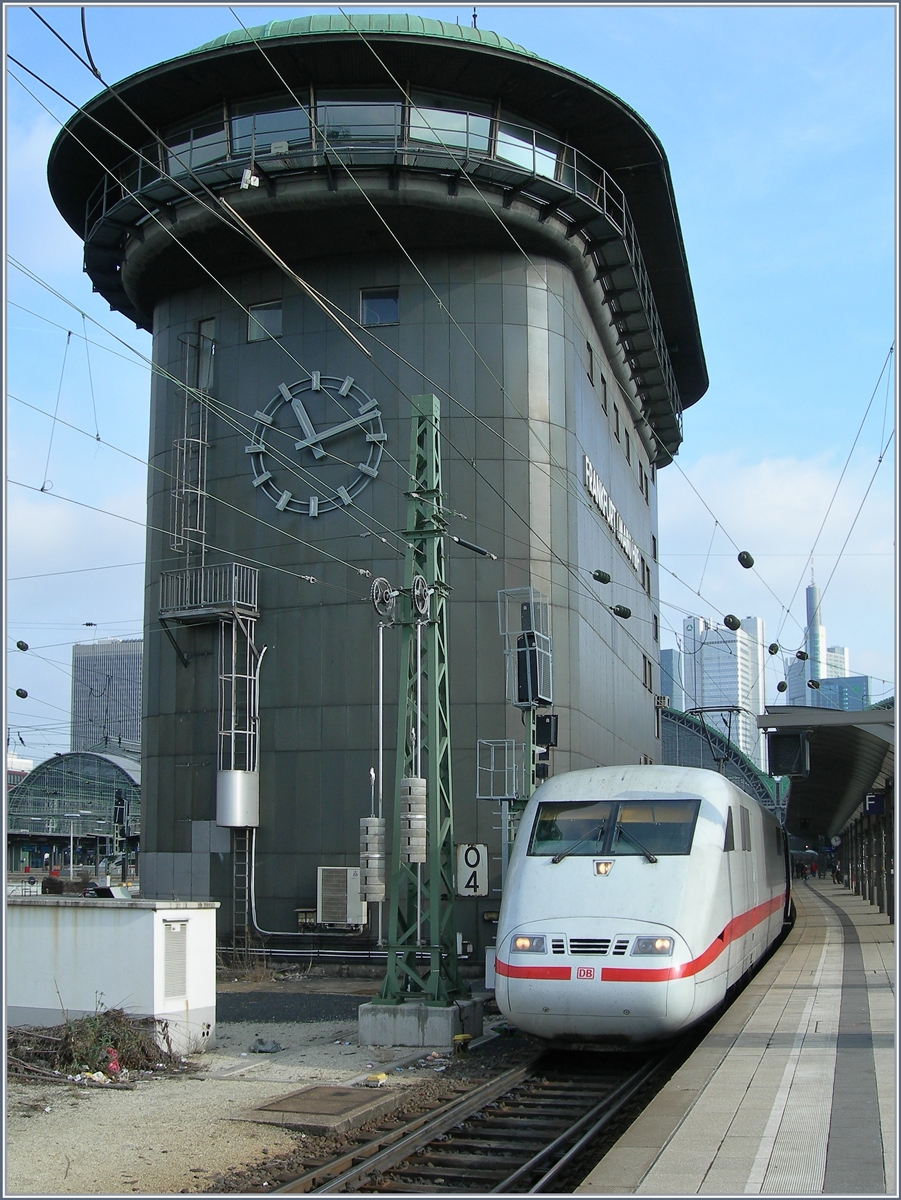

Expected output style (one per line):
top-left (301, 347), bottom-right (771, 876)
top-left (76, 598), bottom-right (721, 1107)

top-left (757, 704), bottom-right (894, 840)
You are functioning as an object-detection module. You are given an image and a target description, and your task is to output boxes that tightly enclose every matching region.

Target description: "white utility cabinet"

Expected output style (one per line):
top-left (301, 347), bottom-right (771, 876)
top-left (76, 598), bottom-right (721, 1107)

top-left (6, 897), bottom-right (219, 1054)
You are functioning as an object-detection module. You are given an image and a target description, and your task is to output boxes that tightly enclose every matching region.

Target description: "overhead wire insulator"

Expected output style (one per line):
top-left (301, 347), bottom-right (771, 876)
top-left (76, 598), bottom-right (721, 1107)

top-left (360, 816), bottom-right (386, 901)
top-left (399, 776), bottom-right (427, 863)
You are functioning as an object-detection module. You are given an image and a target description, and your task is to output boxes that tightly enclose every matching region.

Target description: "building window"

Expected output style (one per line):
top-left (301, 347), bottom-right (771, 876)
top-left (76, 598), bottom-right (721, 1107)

top-left (642, 654), bottom-right (654, 692)
top-left (643, 558), bottom-right (652, 597)
top-left (639, 462), bottom-right (649, 503)
top-left (654, 705), bottom-right (661, 740)
top-left (600, 376), bottom-right (608, 414)
top-left (652, 534), bottom-right (658, 562)
top-left (650, 462), bottom-right (656, 484)
top-left (248, 300), bottom-right (282, 342)
top-left (613, 406), bottom-right (620, 441)
top-left (625, 429), bottom-right (631, 463)
top-left (586, 341), bottom-right (594, 384)
top-left (653, 613), bottom-right (659, 642)
top-left (361, 287), bottom-right (399, 326)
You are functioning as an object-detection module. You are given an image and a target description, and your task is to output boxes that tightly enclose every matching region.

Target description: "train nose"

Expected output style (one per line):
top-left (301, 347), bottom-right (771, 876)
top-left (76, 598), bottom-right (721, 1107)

top-left (494, 922), bottom-right (690, 1040)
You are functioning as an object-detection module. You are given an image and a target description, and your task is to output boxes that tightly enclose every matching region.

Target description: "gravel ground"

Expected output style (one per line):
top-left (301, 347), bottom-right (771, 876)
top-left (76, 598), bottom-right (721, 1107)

top-left (5, 991), bottom-right (511, 1197)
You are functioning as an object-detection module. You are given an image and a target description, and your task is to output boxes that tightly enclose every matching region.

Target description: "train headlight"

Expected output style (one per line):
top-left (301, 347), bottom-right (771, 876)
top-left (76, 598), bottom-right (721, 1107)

top-left (631, 936), bottom-right (674, 956)
top-left (511, 935), bottom-right (547, 953)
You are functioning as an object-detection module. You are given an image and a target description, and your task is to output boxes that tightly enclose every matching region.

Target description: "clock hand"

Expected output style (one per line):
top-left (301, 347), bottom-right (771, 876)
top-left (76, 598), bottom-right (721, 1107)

top-left (294, 408), bottom-right (382, 451)
top-left (288, 395), bottom-right (326, 459)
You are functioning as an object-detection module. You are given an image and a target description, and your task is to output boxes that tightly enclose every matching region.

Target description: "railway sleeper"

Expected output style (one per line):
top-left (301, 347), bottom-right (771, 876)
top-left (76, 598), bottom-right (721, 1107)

top-left (496, 1099), bottom-right (607, 1113)
top-left (391, 1164), bottom-right (507, 1182)
top-left (434, 1137), bottom-right (540, 1152)
top-left (461, 1115), bottom-right (573, 1131)
top-left (415, 1151), bottom-right (520, 1169)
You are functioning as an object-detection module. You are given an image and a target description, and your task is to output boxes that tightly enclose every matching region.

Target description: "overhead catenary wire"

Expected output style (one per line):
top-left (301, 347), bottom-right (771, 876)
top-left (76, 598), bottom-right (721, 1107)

top-left (7, 399), bottom-right (380, 594)
top-left (40, 329), bottom-right (72, 492)
top-left (25, 8), bottom-right (372, 358)
top-left (11, 28), bottom-right (679, 583)
top-left (213, 7), bottom-right (828, 694)
top-left (10, 23), bottom-right (893, 711)
top-left (9, 260), bottom-right (414, 558)
top-left (775, 342), bottom-right (895, 648)
top-left (10, 46), bottom-right (676, 637)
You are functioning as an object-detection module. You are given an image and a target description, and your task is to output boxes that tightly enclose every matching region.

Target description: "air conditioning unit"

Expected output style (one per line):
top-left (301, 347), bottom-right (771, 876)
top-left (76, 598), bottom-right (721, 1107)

top-left (655, 695), bottom-right (671, 709)
top-left (316, 867), bottom-right (367, 927)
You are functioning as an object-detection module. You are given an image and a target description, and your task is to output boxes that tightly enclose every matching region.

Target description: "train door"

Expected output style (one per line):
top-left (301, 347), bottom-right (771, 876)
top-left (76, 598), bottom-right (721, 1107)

top-left (726, 804), bottom-right (753, 982)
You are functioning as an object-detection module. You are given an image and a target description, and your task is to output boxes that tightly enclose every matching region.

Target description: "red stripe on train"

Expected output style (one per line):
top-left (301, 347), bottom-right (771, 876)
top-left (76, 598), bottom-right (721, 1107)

top-left (600, 892), bottom-right (785, 982)
top-left (494, 960), bottom-right (572, 980)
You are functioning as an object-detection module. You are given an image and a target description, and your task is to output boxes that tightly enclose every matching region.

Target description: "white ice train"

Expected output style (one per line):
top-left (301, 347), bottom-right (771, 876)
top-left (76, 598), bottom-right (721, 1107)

top-left (494, 765), bottom-right (791, 1043)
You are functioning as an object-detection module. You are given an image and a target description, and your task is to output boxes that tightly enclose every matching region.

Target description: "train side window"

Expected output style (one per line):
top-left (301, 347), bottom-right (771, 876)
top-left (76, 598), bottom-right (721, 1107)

top-left (724, 807), bottom-right (735, 851)
top-left (740, 806), bottom-right (751, 851)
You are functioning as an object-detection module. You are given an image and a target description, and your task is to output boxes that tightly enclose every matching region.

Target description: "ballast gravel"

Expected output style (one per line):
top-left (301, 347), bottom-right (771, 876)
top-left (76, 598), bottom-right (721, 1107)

top-left (6, 1001), bottom-right (525, 1197)
top-left (4, 1016), bottom-right (431, 1196)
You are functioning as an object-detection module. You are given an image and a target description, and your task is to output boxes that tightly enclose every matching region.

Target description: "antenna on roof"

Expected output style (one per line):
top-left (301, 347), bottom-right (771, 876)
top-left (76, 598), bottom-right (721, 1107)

top-left (472, 7), bottom-right (478, 28)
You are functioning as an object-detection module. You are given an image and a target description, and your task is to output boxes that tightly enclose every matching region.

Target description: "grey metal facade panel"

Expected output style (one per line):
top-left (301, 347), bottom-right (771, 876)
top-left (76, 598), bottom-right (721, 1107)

top-left (141, 248), bottom-right (664, 942)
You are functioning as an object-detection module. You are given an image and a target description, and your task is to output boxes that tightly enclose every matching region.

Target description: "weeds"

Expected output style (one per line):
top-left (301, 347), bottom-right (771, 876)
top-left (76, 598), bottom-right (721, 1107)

top-left (7, 1007), bottom-right (181, 1080)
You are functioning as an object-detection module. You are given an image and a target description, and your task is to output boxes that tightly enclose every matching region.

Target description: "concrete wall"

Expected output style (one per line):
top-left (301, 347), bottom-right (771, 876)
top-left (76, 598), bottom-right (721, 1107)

top-left (6, 898), bottom-right (218, 1054)
top-left (142, 247), bottom-right (662, 952)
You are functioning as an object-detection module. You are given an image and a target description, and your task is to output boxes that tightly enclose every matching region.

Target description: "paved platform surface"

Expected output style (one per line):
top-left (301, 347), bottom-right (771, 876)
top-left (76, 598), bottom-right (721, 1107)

top-left (577, 880), bottom-right (895, 1195)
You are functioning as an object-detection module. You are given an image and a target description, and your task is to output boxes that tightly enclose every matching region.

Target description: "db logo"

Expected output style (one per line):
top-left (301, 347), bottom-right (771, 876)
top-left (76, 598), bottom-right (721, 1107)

top-left (576, 966), bottom-right (595, 980)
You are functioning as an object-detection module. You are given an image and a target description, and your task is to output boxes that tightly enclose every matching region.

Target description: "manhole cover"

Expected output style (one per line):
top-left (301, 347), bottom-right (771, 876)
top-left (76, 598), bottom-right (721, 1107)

top-left (258, 1086), bottom-right (372, 1116)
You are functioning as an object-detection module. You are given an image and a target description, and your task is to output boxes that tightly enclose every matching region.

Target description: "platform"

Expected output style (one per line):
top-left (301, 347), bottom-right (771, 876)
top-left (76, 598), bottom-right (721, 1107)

top-left (577, 880), bottom-right (895, 1195)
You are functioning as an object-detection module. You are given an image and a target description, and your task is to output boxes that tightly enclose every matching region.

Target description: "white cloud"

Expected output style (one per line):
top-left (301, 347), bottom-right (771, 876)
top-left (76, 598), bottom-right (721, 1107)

top-left (6, 109), bottom-right (86, 278)
top-left (657, 450), bottom-right (895, 691)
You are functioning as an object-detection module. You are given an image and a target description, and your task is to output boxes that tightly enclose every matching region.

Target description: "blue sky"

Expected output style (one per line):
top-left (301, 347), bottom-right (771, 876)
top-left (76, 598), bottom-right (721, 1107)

top-left (4, 3), bottom-right (897, 762)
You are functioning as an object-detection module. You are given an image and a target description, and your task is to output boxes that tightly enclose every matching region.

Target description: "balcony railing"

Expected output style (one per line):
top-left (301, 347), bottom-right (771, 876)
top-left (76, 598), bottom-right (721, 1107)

top-left (159, 562), bottom-right (259, 620)
top-left (85, 100), bottom-right (682, 443)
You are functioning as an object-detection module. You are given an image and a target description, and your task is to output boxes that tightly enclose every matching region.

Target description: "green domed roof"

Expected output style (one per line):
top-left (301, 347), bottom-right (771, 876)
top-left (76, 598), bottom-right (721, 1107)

top-left (192, 12), bottom-right (539, 60)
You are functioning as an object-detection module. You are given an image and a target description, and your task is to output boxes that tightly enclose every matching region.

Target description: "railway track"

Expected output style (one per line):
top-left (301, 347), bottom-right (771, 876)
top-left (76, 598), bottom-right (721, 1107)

top-left (274, 1046), bottom-right (680, 1194)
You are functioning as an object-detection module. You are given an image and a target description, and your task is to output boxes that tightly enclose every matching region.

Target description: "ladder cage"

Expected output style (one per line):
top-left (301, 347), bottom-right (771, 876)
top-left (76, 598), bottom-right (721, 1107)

top-left (217, 615), bottom-right (261, 773)
top-left (476, 739), bottom-right (524, 801)
top-left (498, 587), bottom-right (553, 707)
top-left (170, 323), bottom-right (214, 563)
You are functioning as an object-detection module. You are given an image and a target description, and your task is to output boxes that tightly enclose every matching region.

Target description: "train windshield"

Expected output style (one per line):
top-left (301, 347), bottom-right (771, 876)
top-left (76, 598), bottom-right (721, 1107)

top-left (529, 801), bottom-right (613, 857)
top-left (610, 800), bottom-right (701, 856)
top-left (528, 799), bottom-right (701, 857)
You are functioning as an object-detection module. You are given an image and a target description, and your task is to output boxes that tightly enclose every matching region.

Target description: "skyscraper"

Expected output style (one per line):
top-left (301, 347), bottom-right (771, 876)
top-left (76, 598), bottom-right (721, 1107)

top-left (681, 615), bottom-right (766, 767)
top-left (70, 639), bottom-right (143, 753)
top-left (659, 648), bottom-right (685, 711)
top-left (783, 583), bottom-right (871, 709)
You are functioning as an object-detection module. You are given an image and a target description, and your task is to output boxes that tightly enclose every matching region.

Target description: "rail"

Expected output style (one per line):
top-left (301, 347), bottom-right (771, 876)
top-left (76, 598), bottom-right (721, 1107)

top-left (270, 1047), bottom-right (678, 1194)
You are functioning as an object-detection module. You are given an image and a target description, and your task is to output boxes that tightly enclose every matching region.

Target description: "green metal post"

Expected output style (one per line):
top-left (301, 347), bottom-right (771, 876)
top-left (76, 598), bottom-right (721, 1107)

top-left (375, 394), bottom-right (465, 1005)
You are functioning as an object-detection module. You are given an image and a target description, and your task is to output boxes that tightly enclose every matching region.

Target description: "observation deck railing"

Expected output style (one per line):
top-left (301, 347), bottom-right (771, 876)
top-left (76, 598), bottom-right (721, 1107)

top-left (85, 103), bottom-right (681, 440)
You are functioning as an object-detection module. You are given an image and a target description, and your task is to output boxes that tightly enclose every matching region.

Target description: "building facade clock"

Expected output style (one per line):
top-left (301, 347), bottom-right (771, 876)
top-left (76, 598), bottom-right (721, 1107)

top-left (247, 373), bottom-right (386, 515)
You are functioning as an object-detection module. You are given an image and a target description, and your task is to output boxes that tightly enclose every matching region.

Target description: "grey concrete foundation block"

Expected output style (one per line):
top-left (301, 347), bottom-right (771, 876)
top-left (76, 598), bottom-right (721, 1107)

top-left (357, 998), bottom-right (483, 1048)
